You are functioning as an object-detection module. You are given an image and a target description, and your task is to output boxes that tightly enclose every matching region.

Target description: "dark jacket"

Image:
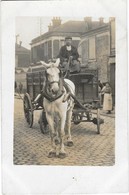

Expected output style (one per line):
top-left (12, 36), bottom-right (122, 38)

top-left (58, 45), bottom-right (79, 63)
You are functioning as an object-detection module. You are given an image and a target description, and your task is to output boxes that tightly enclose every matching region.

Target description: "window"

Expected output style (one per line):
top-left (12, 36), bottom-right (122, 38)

top-left (89, 36), bottom-right (96, 60)
top-left (60, 40), bottom-right (65, 48)
top-left (53, 40), bottom-right (59, 57)
top-left (44, 42), bottom-right (48, 56)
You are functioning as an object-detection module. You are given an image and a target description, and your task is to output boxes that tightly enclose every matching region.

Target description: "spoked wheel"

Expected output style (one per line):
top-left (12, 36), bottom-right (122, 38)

top-left (97, 108), bottom-right (100, 134)
top-left (23, 93), bottom-right (33, 128)
top-left (72, 113), bottom-right (82, 125)
top-left (39, 110), bottom-right (48, 134)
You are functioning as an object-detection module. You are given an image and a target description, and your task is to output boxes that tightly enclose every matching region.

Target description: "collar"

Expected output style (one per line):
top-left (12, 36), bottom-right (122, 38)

top-left (42, 90), bottom-right (64, 102)
top-left (42, 78), bottom-right (65, 102)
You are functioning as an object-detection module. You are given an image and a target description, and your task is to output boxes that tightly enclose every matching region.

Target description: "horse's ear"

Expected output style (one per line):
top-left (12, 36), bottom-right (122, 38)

top-left (54, 58), bottom-right (60, 67)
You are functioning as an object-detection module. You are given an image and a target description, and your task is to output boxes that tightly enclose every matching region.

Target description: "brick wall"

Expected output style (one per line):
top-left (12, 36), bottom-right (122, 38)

top-left (81, 40), bottom-right (89, 65)
top-left (80, 32), bottom-right (110, 83)
top-left (96, 34), bottom-right (110, 82)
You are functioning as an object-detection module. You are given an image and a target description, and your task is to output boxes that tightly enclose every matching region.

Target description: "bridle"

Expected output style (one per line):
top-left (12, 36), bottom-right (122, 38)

top-left (40, 59), bottom-right (66, 101)
top-left (44, 66), bottom-right (64, 95)
top-left (46, 71), bottom-right (60, 89)
top-left (47, 80), bottom-right (60, 85)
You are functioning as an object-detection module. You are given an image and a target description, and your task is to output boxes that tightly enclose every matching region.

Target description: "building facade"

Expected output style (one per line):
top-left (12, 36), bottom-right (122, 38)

top-left (108, 18), bottom-right (115, 104)
top-left (30, 17), bottom-right (115, 103)
top-left (79, 17), bottom-right (115, 103)
top-left (15, 43), bottom-right (30, 68)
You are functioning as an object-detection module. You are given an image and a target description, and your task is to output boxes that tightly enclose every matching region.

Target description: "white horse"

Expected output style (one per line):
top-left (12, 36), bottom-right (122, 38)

top-left (41, 59), bottom-right (75, 158)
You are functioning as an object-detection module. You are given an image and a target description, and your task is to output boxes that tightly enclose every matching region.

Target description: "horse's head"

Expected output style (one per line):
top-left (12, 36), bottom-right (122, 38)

top-left (41, 59), bottom-right (61, 95)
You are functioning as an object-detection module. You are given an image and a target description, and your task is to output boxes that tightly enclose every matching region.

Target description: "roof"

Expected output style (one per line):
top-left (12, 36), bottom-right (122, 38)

top-left (31, 21), bottom-right (86, 44)
top-left (31, 20), bottom-right (107, 44)
top-left (81, 23), bottom-right (109, 37)
top-left (52, 21), bottom-right (87, 33)
top-left (15, 43), bottom-right (30, 54)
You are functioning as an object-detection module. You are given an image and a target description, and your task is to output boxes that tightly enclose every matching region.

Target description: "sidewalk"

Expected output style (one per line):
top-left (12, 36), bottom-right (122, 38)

top-left (92, 108), bottom-right (115, 118)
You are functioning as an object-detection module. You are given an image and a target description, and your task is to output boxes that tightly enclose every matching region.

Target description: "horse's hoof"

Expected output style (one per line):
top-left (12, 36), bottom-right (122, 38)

top-left (67, 141), bottom-right (73, 147)
top-left (58, 152), bottom-right (67, 159)
top-left (48, 151), bottom-right (56, 158)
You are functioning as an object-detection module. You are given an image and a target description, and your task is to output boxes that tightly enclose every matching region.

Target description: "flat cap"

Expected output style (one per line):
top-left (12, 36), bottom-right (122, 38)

top-left (65, 36), bottom-right (72, 40)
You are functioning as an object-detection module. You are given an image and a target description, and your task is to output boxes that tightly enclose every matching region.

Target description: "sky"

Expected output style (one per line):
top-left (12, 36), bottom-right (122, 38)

top-left (16, 16), bottom-right (108, 50)
top-left (16, 17), bottom-right (83, 49)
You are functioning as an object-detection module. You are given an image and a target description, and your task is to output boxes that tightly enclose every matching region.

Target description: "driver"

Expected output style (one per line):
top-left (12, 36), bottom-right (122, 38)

top-left (58, 36), bottom-right (80, 74)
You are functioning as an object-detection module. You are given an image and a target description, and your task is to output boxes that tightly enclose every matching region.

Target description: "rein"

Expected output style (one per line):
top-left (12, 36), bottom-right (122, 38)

top-left (48, 81), bottom-right (59, 85)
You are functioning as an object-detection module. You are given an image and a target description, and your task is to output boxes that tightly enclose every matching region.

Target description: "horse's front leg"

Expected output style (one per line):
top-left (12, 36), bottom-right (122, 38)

top-left (46, 113), bottom-right (57, 158)
top-left (58, 112), bottom-right (67, 159)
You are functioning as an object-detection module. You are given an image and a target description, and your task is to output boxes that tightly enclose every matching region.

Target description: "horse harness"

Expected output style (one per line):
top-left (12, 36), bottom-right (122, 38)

top-left (42, 78), bottom-right (71, 103)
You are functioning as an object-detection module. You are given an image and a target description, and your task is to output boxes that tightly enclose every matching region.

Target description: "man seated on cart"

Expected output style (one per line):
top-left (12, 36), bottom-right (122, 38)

top-left (58, 36), bottom-right (81, 75)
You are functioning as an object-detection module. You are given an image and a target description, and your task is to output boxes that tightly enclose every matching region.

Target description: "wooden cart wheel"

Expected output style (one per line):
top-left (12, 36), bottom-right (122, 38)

top-left (73, 114), bottom-right (82, 125)
top-left (23, 93), bottom-right (33, 128)
top-left (97, 108), bottom-right (100, 134)
top-left (39, 110), bottom-right (48, 134)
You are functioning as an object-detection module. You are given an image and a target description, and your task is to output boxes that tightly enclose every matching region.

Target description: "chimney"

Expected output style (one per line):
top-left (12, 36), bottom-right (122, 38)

top-left (99, 17), bottom-right (104, 26)
top-left (84, 17), bottom-right (92, 30)
top-left (16, 34), bottom-right (19, 44)
top-left (109, 17), bottom-right (115, 22)
top-left (19, 41), bottom-right (22, 47)
top-left (52, 17), bottom-right (61, 28)
top-left (48, 23), bottom-right (53, 31)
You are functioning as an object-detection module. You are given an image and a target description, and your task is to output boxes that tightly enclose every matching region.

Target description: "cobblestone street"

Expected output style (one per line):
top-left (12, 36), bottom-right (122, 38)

top-left (14, 97), bottom-right (115, 166)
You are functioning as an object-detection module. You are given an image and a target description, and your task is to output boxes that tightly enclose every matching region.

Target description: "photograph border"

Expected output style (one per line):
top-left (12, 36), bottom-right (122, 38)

top-left (1, 0), bottom-right (128, 194)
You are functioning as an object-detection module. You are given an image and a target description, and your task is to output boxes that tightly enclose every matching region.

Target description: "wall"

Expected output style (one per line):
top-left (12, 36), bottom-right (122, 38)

top-left (79, 39), bottom-right (89, 65)
top-left (80, 29), bottom-right (110, 83)
top-left (108, 19), bottom-right (115, 104)
top-left (15, 44), bottom-right (30, 67)
top-left (96, 32), bottom-right (110, 82)
top-left (110, 19), bottom-right (115, 51)
top-left (18, 53), bottom-right (30, 67)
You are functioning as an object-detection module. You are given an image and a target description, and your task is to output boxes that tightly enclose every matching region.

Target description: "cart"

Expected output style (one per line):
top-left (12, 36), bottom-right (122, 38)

top-left (23, 65), bottom-right (104, 134)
